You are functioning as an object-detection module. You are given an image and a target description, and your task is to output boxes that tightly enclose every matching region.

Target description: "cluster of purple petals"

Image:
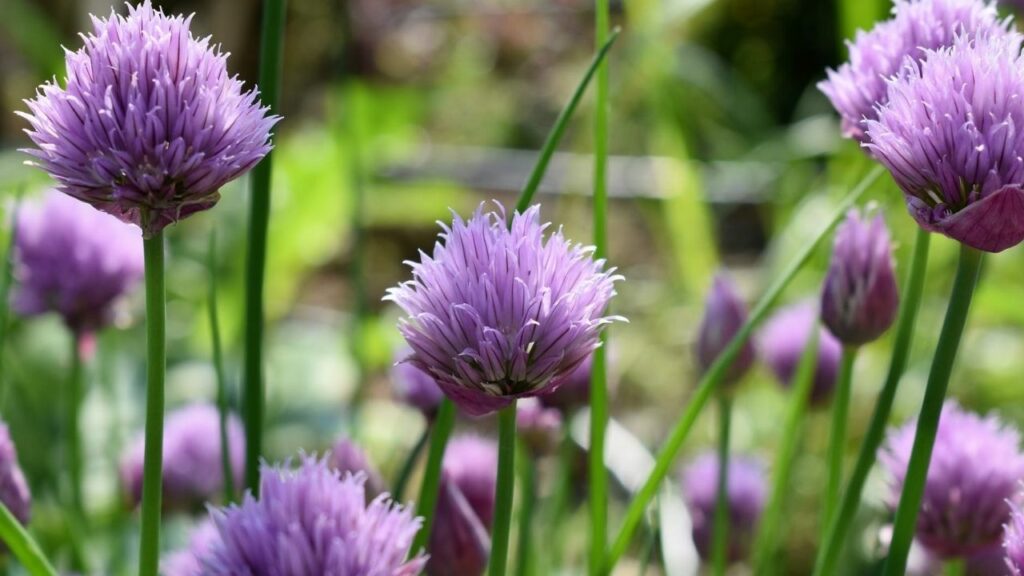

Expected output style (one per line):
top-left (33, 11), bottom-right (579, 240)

top-left (328, 437), bottom-right (385, 499)
top-left (18, 1), bottom-right (277, 236)
top-left (14, 191), bottom-right (143, 335)
top-left (881, 401), bottom-right (1024, 557)
top-left (386, 203), bottom-right (623, 417)
top-left (0, 421), bottom-right (30, 526)
top-left (391, 346), bottom-right (445, 417)
top-left (681, 452), bottom-right (767, 563)
top-left (121, 403), bottom-right (244, 512)
top-left (758, 303), bottom-right (842, 406)
top-left (695, 273), bottom-right (756, 386)
top-left (1007, 497), bottom-right (1024, 575)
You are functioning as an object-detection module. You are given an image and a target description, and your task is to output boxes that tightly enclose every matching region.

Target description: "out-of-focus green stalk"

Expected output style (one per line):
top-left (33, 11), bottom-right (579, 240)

top-left (604, 165), bottom-right (884, 573)
top-left (67, 333), bottom-right (84, 516)
top-left (883, 246), bottom-right (983, 576)
top-left (410, 399), bottom-right (456, 556)
top-left (822, 346), bottom-right (857, 529)
top-left (243, 0), bottom-right (287, 496)
top-left (515, 442), bottom-right (537, 576)
top-left (208, 231), bottom-right (235, 504)
top-left (711, 394), bottom-right (732, 576)
top-left (0, 195), bottom-right (21, 408)
top-left (138, 229), bottom-right (166, 576)
top-left (944, 557), bottom-right (966, 576)
top-left (488, 404), bottom-right (518, 576)
top-left (548, 422), bottom-right (574, 569)
top-left (813, 227), bottom-right (930, 576)
top-left (393, 424), bottom-right (430, 500)
top-left (0, 501), bottom-right (56, 576)
top-left (342, 81), bottom-right (369, 429)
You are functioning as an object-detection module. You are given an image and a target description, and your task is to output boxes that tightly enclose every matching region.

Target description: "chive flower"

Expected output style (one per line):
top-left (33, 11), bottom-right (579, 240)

top-left (821, 209), bottom-right (899, 346)
top-left (681, 452), bottom-right (767, 563)
top-left (0, 421), bottom-right (30, 527)
top-left (13, 191), bottom-right (143, 335)
top-left (881, 401), bottom-right (1024, 558)
top-left (759, 303), bottom-right (842, 406)
top-left (18, 1), bottom-right (277, 237)
top-left (695, 273), bottom-right (756, 386)
top-left (386, 203), bottom-right (624, 416)
top-left (867, 33), bottom-right (1024, 253)
top-left (1006, 497), bottom-right (1024, 575)
top-left (120, 403), bottom-right (244, 512)
top-left (391, 346), bottom-right (444, 418)
top-left (819, 0), bottom-right (1006, 144)
top-left (162, 520), bottom-right (217, 576)
top-left (328, 437), bottom-right (385, 500)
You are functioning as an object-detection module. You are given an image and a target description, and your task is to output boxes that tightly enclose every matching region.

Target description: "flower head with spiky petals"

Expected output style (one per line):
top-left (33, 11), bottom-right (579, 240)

top-left (18, 1), bottom-right (278, 237)
top-left (1006, 494), bottom-right (1024, 575)
top-left (386, 203), bottom-right (624, 416)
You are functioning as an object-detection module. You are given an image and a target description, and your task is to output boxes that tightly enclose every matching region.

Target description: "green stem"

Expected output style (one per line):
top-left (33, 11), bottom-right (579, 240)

top-left (393, 424), bottom-right (430, 501)
top-left (0, 501), bottom-right (56, 576)
top-left (752, 328), bottom-right (820, 575)
top-left (944, 557), bottom-right (966, 576)
top-left (242, 0), bottom-right (287, 496)
top-left (604, 165), bottom-right (884, 573)
top-left (138, 230), bottom-right (166, 576)
top-left (0, 196), bottom-right (20, 407)
top-left (488, 404), bottom-right (518, 576)
top-left (813, 227), bottom-right (931, 576)
top-left (515, 443), bottom-right (537, 576)
top-left (410, 398), bottom-right (456, 556)
top-left (883, 245), bottom-right (983, 576)
top-left (208, 231), bottom-right (235, 504)
top-left (711, 394), bottom-right (732, 576)
top-left (549, 421), bottom-right (574, 569)
top-left (67, 332), bottom-right (83, 516)
top-left (343, 81), bottom-right (369, 429)
top-left (822, 345), bottom-right (857, 529)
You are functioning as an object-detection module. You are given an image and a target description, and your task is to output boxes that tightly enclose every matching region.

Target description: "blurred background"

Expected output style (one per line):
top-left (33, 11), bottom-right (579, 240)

top-left (3, 0), bottom-right (1024, 574)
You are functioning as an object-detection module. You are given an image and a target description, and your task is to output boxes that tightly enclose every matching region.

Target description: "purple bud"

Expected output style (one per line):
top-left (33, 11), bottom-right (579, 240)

top-left (0, 422), bottom-right (30, 527)
top-left (516, 398), bottom-right (563, 455)
top-left (391, 346), bottom-right (445, 418)
top-left (821, 209), bottom-right (899, 346)
top-left (442, 435), bottom-right (498, 528)
top-left (427, 481), bottom-right (491, 576)
top-left (758, 303), bottom-right (842, 406)
top-left (695, 273), bottom-right (756, 385)
top-left (328, 437), bottom-right (385, 500)
top-left (681, 452), bottom-right (767, 563)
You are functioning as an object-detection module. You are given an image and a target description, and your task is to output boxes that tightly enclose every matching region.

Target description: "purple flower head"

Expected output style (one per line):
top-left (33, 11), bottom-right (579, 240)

top-left (121, 403), bottom-right (244, 512)
top-left (328, 437), bottom-right (385, 500)
top-left (819, 0), bottom-right (1007, 144)
top-left (821, 209), bottom-right (900, 346)
top-left (391, 346), bottom-right (445, 418)
top-left (695, 273), bottom-right (756, 386)
top-left (1006, 496), bottom-right (1024, 575)
top-left (442, 435), bottom-right (498, 528)
top-left (386, 203), bottom-right (624, 417)
top-left (162, 519), bottom-right (218, 576)
top-left (18, 1), bottom-right (278, 237)
top-left (516, 398), bottom-right (563, 455)
top-left (867, 33), bottom-right (1024, 253)
top-left (427, 481), bottom-right (490, 576)
top-left (196, 457), bottom-right (426, 575)
top-left (0, 421), bottom-right (31, 526)
top-left (758, 303), bottom-right (842, 406)
top-left (681, 452), bottom-right (767, 563)
top-left (880, 401), bottom-right (1024, 557)
top-left (14, 191), bottom-right (143, 335)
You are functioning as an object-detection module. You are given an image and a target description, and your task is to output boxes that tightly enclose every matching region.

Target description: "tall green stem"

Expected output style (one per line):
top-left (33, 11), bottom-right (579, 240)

top-left (822, 346), bottom-right (856, 529)
top-left (813, 227), bottom-right (931, 576)
top-left (138, 230), bottom-right (166, 576)
top-left (711, 394), bottom-right (732, 576)
top-left (242, 0), bottom-right (287, 495)
top-left (515, 443), bottom-right (537, 576)
top-left (752, 328), bottom-right (820, 574)
top-left (66, 332), bottom-right (83, 516)
top-left (0, 501), bottom-right (56, 576)
top-left (393, 424), bottom-right (430, 500)
top-left (488, 404), bottom-right (518, 576)
top-left (208, 232), bottom-right (235, 504)
top-left (883, 245), bottom-right (983, 576)
top-left (0, 197), bottom-right (20, 405)
top-left (604, 165), bottom-right (884, 573)
top-left (410, 398), bottom-right (456, 556)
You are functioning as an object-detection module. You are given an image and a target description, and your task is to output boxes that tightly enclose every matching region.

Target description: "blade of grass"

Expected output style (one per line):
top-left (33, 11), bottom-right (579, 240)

top-left (0, 501), bottom-right (56, 576)
top-left (208, 231), bottom-right (235, 504)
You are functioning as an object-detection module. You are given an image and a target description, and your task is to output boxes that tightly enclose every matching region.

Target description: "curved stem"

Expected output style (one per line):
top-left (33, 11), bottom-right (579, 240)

top-left (822, 346), bottom-right (857, 529)
top-left (138, 230), bottom-right (166, 576)
top-left (393, 424), bottom-right (430, 501)
top-left (515, 443), bottom-right (537, 576)
top-left (409, 399), bottom-right (456, 556)
top-left (604, 165), bottom-right (884, 573)
top-left (882, 245), bottom-right (983, 576)
top-left (0, 501), bottom-right (56, 576)
top-left (711, 394), bottom-right (732, 576)
top-left (208, 231), bottom-right (235, 504)
top-left (488, 404), bottom-right (518, 576)
top-left (67, 332), bottom-right (83, 516)
top-left (813, 227), bottom-right (931, 576)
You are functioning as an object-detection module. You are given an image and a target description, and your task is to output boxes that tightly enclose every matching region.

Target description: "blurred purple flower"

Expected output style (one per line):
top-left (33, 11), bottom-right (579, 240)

top-left (121, 403), bottom-right (244, 512)
top-left (819, 0), bottom-right (1007, 143)
top-left (14, 191), bottom-right (143, 335)
top-left (197, 457), bottom-right (426, 575)
top-left (516, 398), bottom-right (562, 455)
top-left (391, 345), bottom-right (444, 418)
top-left (18, 1), bottom-right (277, 237)
top-left (681, 452), bottom-right (767, 563)
top-left (821, 209), bottom-right (899, 346)
top-left (695, 273), bottom-right (755, 385)
top-left (427, 481), bottom-right (491, 576)
top-left (441, 435), bottom-right (498, 528)
top-left (386, 203), bottom-right (623, 416)
top-left (162, 519), bottom-right (218, 576)
top-left (1005, 496), bottom-right (1024, 575)
top-left (758, 303), bottom-right (842, 406)
top-left (881, 401), bottom-right (1024, 558)
top-left (328, 437), bottom-right (385, 499)
top-left (0, 421), bottom-right (30, 526)
top-left (538, 353), bottom-right (594, 411)
top-left (867, 34), bottom-right (1024, 253)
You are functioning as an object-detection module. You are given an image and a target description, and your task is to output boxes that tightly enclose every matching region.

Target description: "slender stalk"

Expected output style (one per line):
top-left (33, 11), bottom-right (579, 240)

top-left (822, 345), bottom-right (856, 529)
top-left (604, 165), bottom-right (884, 573)
top-left (883, 246), bottom-right (984, 576)
top-left (711, 394), bottom-right (732, 576)
top-left (393, 424), bottom-right (431, 500)
top-left (944, 557), bottom-right (966, 576)
top-left (0, 197), bottom-right (20, 405)
top-left (242, 0), bottom-right (287, 495)
top-left (0, 501), bottom-right (56, 576)
top-left (66, 332), bottom-right (83, 516)
top-left (208, 231), bottom-right (235, 504)
top-left (813, 227), bottom-right (931, 576)
top-left (515, 443), bottom-right (537, 576)
top-left (344, 81), bottom-right (369, 428)
top-left (548, 421), bottom-right (574, 569)
top-left (752, 328), bottom-right (820, 575)
top-left (138, 230), bottom-right (166, 576)
top-left (488, 404), bottom-right (518, 576)
top-left (410, 399), bottom-right (456, 556)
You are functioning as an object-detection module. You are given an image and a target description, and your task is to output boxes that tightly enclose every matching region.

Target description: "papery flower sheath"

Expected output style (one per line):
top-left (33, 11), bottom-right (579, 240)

top-left (867, 34), bottom-right (1024, 252)
top-left (18, 1), bottom-right (278, 237)
top-left (681, 452), bottom-right (767, 563)
top-left (695, 273), bottom-right (756, 386)
top-left (386, 203), bottom-right (624, 416)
